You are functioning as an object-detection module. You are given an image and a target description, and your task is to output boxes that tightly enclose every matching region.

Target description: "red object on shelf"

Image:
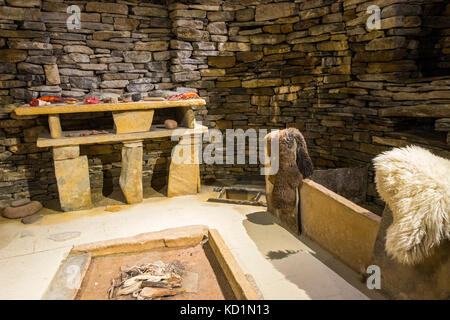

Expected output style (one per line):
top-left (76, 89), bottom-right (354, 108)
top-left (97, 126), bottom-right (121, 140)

top-left (38, 96), bottom-right (63, 103)
top-left (167, 92), bottom-right (200, 101)
top-left (29, 99), bottom-right (40, 106)
top-left (83, 97), bottom-right (100, 104)
top-left (29, 96), bottom-right (78, 106)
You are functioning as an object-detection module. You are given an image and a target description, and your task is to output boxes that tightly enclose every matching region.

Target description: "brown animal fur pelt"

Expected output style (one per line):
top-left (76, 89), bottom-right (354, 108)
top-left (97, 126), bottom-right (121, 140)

top-left (285, 128), bottom-right (314, 179)
top-left (266, 128), bottom-right (313, 210)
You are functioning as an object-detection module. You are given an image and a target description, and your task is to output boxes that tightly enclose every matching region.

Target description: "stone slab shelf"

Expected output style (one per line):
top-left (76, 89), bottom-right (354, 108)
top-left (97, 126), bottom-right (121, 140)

top-left (379, 104), bottom-right (450, 118)
top-left (14, 99), bottom-right (206, 115)
top-left (15, 99), bottom-right (204, 138)
top-left (37, 125), bottom-right (209, 148)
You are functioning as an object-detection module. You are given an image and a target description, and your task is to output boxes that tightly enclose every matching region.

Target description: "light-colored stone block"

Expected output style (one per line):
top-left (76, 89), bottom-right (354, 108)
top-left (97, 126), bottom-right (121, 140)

top-left (44, 64), bottom-right (60, 85)
top-left (300, 180), bottom-right (380, 273)
top-left (119, 141), bottom-right (143, 204)
top-left (52, 145), bottom-right (80, 160)
top-left (175, 107), bottom-right (195, 128)
top-left (48, 114), bottom-right (62, 138)
top-left (15, 99), bottom-right (206, 116)
top-left (112, 110), bottom-right (154, 134)
top-left (42, 253), bottom-right (91, 300)
top-left (168, 135), bottom-right (201, 197)
top-left (37, 125), bottom-right (209, 148)
top-left (54, 156), bottom-right (92, 211)
top-left (71, 225), bottom-right (208, 257)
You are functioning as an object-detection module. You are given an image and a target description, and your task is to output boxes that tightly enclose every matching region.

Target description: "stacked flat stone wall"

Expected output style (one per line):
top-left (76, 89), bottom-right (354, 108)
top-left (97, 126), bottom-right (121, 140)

top-left (0, 0), bottom-right (176, 207)
top-left (0, 0), bottom-right (449, 213)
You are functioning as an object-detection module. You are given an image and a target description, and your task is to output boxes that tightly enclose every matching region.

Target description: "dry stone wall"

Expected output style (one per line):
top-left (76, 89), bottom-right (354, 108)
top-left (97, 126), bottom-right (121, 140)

top-left (0, 0), bottom-right (449, 213)
top-left (0, 0), bottom-right (176, 207)
top-left (166, 0), bottom-right (450, 212)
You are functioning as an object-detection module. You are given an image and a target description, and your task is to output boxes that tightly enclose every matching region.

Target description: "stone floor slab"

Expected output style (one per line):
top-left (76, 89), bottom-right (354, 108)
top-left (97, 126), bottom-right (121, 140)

top-left (43, 253), bottom-right (91, 300)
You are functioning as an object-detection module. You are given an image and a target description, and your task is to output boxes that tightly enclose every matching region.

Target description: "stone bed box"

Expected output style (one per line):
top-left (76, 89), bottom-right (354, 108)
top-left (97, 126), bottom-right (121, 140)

top-left (43, 225), bottom-right (260, 300)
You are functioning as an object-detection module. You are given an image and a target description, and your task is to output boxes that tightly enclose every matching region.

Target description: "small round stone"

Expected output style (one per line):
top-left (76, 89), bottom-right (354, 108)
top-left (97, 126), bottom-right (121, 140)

top-left (164, 119), bottom-right (178, 129)
top-left (2, 201), bottom-right (43, 219)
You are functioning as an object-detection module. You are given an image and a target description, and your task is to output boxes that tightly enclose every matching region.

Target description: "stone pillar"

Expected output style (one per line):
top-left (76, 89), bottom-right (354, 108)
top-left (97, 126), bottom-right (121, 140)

top-left (175, 107), bottom-right (195, 128)
top-left (48, 114), bottom-right (62, 138)
top-left (119, 140), bottom-right (143, 204)
top-left (53, 145), bottom-right (92, 212)
top-left (167, 134), bottom-right (201, 197)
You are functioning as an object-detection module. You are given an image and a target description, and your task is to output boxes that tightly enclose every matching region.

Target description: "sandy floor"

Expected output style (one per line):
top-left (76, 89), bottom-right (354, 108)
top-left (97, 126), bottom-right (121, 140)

top-left (0, 186), bottom-right (384, 300)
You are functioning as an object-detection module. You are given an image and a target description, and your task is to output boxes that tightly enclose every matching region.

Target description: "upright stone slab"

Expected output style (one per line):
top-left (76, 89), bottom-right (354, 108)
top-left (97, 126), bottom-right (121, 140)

top-left (372, 206), bottom-right (450, 299)
top-left (112, 110), bottom-right (154, 134)
top-left (52, 145), bottom-right (80, 160)
top-left (48, 114), bottom-right (62, 138)
top-left (167, 134), bottom-right (201, 197)
top-left (176, 107), bottom-right (195, 128)
top-left (54, 155), bottom-right (92, 211)
top-left (120, 141), bottom-right (143, 204)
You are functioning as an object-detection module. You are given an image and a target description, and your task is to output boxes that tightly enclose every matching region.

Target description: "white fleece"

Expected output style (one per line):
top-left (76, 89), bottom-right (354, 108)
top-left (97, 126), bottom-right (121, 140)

top-left (373, 145), bottom-right (450, 265)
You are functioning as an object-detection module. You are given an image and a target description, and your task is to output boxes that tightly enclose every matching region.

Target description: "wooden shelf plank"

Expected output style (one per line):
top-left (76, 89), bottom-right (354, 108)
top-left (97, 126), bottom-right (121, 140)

top-left (14, 99), bottom-right (206, 116)
top-left (37, 125), bottom-right (208, 147)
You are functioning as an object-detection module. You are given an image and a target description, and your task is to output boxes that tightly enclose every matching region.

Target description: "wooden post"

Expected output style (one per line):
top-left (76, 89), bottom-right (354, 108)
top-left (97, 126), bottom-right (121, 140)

top-left (48, 114), bottom-right (63, 138)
